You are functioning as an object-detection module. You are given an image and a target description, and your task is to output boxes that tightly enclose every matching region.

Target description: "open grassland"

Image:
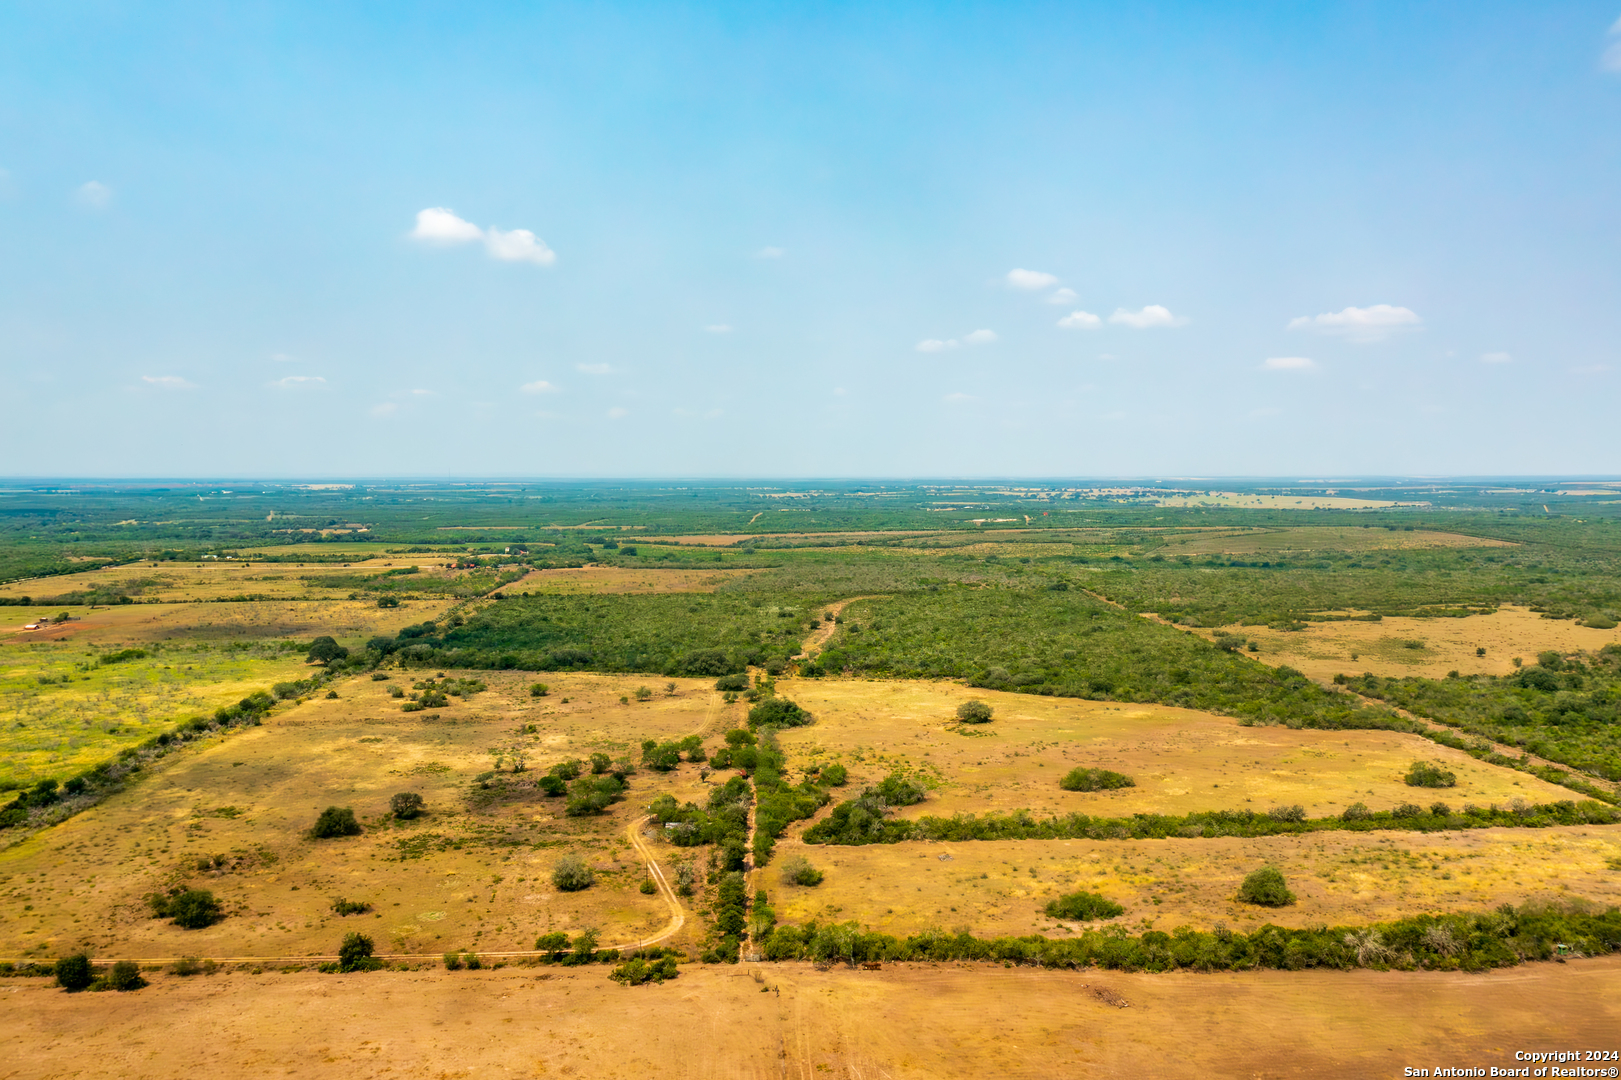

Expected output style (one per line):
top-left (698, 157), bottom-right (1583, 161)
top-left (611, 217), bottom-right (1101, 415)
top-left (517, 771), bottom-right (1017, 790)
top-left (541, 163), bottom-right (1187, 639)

top-left (1151, 526), bottom-right (1517, 556)
top-left (0, 643), bottom-right (312, 789)
top-left (1150, 493), bottom-right (1422, 509)
top-left (772, 680), bottom-right (1576, 821)
top-left (0, 673), bottom-right (732, 961)
top-left (1192, 605), bottom-right (1621, 681)
top-left (5, 958), bottom-right (1619, 1080)
top-left (770, 827), bottom-right (1621, 939)
top-left (1, 599), bottom-right (460, 651)
top-left (501, 565), bottom-right (763, 594)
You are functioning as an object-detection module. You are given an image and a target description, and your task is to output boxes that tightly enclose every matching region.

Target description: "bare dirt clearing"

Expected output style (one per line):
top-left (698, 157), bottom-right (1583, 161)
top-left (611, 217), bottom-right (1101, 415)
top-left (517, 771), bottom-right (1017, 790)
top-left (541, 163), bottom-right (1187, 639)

top-left (6, 958), bottom-right (1617, 1079)
top-left (1198, 605), bottom-right (1621, 681)
top-left (0, 673), bottom-right (733, 962)
top-left (500, 565), bottom-right (762, 594)
top-left (772, 680), bottom-right (1572, 820)
top-left (1152, 526), bottom-right (1515, 556)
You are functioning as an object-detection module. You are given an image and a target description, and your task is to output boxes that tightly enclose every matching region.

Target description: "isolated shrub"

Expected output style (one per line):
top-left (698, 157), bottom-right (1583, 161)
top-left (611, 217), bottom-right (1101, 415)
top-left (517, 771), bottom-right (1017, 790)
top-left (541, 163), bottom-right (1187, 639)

top-left (338, 932), bottom-right (375, 972)
top-left (310, 806), bottom-right (362, 839)
top-left (165, 888), bottom-right (225, 927)
top-left (1237, 867), bottom-right (1295, 907)
top-left (105, 960), bottom-right (145, 992)
top-left (1059, 767), bottom-right (1135, 792)
top-left (639, 878), bottom-right (657, 895)
top-left (955, 699), bottom-right (994, 724)
top-left (55, 953), bottom-right (93, 992)
top-left (552, 854), bottom-right (596, 892)
top-left (390, 792), bottom-right (424, 820)
top-left (748, 697), bottom-right (812, 729)
top-left (715, 673), bottom-right (750, 692)
top-left (1405, 761), bottom-right (1457, 788)
top-left (529, 682), bottom-right (549, 697)
top-left (780, 855), bottom-right (824, 887)
top-left (331, 897), bottom-right (372, 916)
top-left (1044, 891), bottom-right (1124, 921)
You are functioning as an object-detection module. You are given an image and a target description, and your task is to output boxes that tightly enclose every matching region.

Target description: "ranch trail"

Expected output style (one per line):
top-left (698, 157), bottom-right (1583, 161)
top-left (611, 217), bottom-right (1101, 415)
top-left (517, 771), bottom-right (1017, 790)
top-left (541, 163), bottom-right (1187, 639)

top-left (612, 814), bottom-right (686, 952)
top-left (795, 596), bottom-right (876, 658)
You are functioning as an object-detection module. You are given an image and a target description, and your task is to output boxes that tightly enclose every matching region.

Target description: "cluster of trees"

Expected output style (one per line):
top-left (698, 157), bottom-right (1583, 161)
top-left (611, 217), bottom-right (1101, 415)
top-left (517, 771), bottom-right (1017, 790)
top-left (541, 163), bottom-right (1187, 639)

top-left (1059, 767), bottom-right (1135, 792)
top-left (533, 754), bottom-right (633, 815)
top-left (55, 955), bottom-right (145, 992)
top-left (146, 887), bottom-right (224, 928)
top-left (310, 806), bottom-right (362, 839)
top-left (804, 798), bottom-right (1620, 847)
top-left (1405, 760), bottom-right (1458, 788)
top-left (756, 900), bottom-right (1621, 973)
top-left (1045, 891), bottom-right (1123, 921)
top-left (611, 948), bottom-right (682, 985)
top-left (641, 736), bottom-right (706, 771)
top-left (1344, 647), bottom-right (1621, 783)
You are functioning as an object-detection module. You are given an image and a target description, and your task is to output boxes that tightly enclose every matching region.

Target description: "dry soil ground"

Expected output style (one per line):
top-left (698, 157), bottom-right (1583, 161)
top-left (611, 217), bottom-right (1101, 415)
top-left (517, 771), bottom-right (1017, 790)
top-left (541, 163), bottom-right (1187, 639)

top-left (1195, 605), bottom-right (1621, 682)
top-left (6, 957), bottom-right (1618, 1079)
top-left (0, 673), bottom-right (737, 962)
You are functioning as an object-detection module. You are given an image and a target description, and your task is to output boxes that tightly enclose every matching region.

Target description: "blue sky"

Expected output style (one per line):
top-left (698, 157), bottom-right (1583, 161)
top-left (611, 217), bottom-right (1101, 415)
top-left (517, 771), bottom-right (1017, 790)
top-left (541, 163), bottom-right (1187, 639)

top-left (1, 2), bottom-right (1618, 478)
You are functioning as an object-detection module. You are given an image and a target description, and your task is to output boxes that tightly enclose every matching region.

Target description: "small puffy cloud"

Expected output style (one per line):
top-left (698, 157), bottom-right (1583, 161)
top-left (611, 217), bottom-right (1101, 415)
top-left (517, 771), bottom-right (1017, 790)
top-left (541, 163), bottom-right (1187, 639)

top-left (1481, 351), bottom-right (1512, 364)
top-left (269, 352), bottom-right (298, 364)
top-left (606, 406), bottom-right (629, 419)
top-left (410, 207), bottom-right (483, 243)
top-left (1109, 305), bottom-right (1187, 329)
top-left (756, 246), bottom-right (785, 259)
top-left (370, 402), bottom-right (398, 418)
top-left (1262, 356), bottom-right (1316, 371)
top-left (918, 331), bottom-right (994, 352)
top-left (705, 324), bottom-right (733, 334)
top-left (411, 208), bottom-right (555, 266)
top-left (141, 375), bottom-right (195, 389)
top-left (484, 227), bottom-right (555, 266)
top-left (1287, 304), bottom-right (1420, 340)
top-left (962, 329), bottom-right (997, 345)
top-left (1007, 268), bottom-right (1059, 291)
top-left (75, 181), bottom-right (111, 209)
top-left (943, 391), bottom-right (972, 402)
top-left (272, 375), bottom-right (326, 388)
top-left (1057, 310), bottom-right (1101, 330)
top-left (576, 362), bottom-right (612, 375)
top-left (916, 338), bottom-right (958, 353)
top-left (520, 380), bottom-right (559, 394)
top-left (1047, 287), bottom-right (1078, 305)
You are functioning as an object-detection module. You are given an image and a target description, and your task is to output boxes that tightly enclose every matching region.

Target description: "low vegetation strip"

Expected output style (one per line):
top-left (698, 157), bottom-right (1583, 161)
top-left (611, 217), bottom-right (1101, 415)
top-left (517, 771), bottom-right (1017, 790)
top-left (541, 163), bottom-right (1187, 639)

top-left (801, 799), bottom-right (1621, 846)
top-left (757, 900), bottom-right (1621, 974)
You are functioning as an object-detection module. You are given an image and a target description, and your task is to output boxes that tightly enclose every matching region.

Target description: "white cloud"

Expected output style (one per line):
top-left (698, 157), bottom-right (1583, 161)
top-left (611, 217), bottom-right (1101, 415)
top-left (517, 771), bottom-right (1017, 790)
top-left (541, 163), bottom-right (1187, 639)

top-left (916, 339), bottom-right (958, 353)
top-left (410, 207), bottom-right (483, 243)
top-left (1262, 356), bottom-right (1316, 371)
top-left (1047, 287), bottom-right (1078, 305)
top-left (269, 352), bottom-right (297, 364)
top-left (408, 388), bottom-right (433, 396)
top-left (756, 246), bottom-right (785, 259)
top-left (1057, 310), bottom-right (1101, 330)
top-left (607, 406), bottom-right (629, 419)
top-left (370, 402), bottom-right (398, 418)
top-left (1287, 304), bottom-right (1420, 340)
top-left (271, 375), bottom-right (326, 388)
top-left (943, 391), bottom-right (972, 402)
top-left (918, 330), bottom-right (995, 352)
top-left (1481, 351), bottom-right (1512, 364)
top-left (411, 207), bottom-right (555, 266)
top-left (962, 329), bottom-right (997, 345)
top-left (141, 375), bottom-right (195, 389)
top-left (519, 380), bottom-right (559, 394)
top-left (483, 227), bottom-right (555, 266)
top-left (576, 362), bottom-right (612, 375)
top-left (705, 324), bottom-right (733, 334)
top-left (75, 181), bottom-right (111, 209)
top-left (1006, 268), bottom-right (1059, 291)
top-left (1109, 305), bottom-right (1187, 328)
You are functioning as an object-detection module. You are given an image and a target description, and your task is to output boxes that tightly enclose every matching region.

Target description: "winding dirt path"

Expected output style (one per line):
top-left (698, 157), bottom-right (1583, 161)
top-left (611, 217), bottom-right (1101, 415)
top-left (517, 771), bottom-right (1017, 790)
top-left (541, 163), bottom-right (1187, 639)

top-left (795, 596), bottom-right (875, 658)
top-left (613, 814), bottom-right (686, 951)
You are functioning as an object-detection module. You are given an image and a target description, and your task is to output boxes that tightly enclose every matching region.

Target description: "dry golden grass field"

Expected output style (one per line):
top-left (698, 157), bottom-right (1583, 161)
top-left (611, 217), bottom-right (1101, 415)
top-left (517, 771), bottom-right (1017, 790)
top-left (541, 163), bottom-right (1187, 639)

top-left (0, 673), bottom-right (736, 962)
top-left (6, 957), bottom-right (1618, 1079)
top-left (0, 598), bottom-right (460, 649)
top-left (1150, 525), bottom-right (1516, 556)
top-left (500, 565), bottom-right (762, 594)
top-left (1194, 605), bottom-right (1621, 681)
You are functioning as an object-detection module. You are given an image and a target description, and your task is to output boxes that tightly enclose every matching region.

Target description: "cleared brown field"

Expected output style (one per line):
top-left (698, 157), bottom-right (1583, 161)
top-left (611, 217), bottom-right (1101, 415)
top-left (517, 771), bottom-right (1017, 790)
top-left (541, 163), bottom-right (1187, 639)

top-left (0, 673), bottom-right (735, 962)
top-left (769, 826), bottom-right (1621, 939)
top-left (0, 554), bottom-right (462, 605)
top-left (770, 680), bottom-right (1573, 821)
top-left (500, 565), bottom-right (763, 594)
top-left (1153, 525), bottom-right (1515, 556)
top-left (0, 599), bottom-right (461, 650)
top-left (6, 957), bottom-right (1617, 1079)
top-left (1197, 605), bottom-right (1621, 681)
